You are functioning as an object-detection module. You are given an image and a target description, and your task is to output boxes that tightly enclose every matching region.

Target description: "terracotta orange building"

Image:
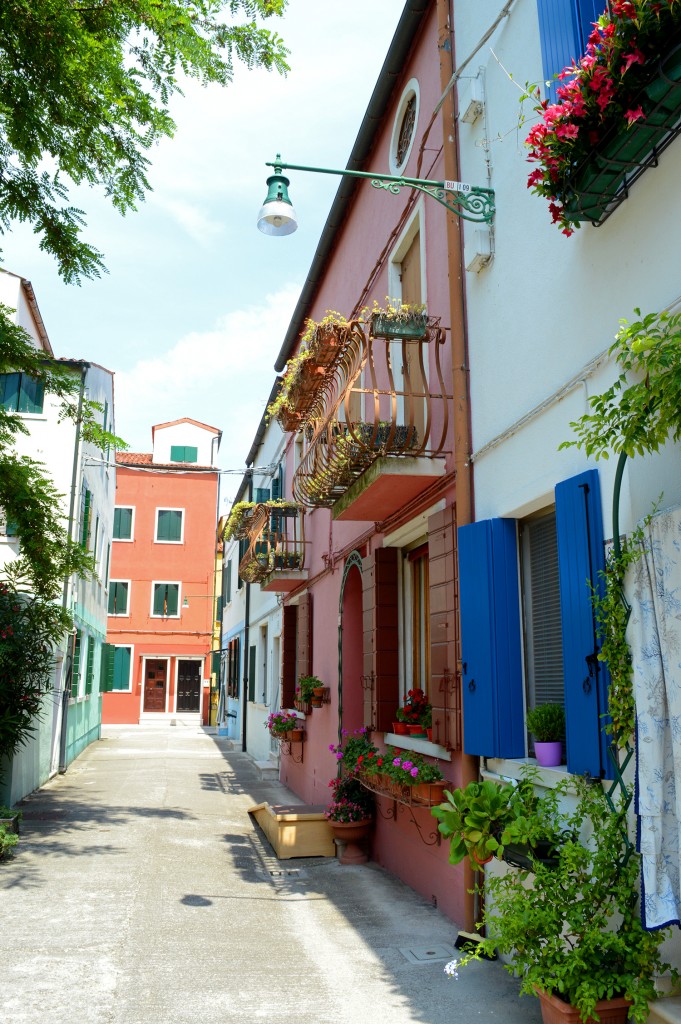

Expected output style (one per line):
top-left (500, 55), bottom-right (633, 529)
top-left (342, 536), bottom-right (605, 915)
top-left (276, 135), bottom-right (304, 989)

top-left (102, 419), bottom-right (221, 724)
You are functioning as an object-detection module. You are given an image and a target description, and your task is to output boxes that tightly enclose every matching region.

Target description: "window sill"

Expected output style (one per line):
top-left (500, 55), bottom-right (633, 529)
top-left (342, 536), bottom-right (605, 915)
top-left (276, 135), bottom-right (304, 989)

top-left (483, 757), bottom-right (572, 790)
top-left (383, 732), bottom-right (452, 762)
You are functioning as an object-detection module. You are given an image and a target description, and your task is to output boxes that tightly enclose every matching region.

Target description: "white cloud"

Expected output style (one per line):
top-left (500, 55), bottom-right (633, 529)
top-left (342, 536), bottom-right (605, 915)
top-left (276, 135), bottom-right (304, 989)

top-left (113, 283), bottom-right (299, 464)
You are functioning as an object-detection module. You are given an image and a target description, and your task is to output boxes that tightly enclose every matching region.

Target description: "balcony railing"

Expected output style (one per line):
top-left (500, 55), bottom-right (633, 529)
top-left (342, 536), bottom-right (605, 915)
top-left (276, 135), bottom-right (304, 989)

top-left (292, 318), bottom-right (451, 508)
top-left (238, 502), bottom-right (307, 586)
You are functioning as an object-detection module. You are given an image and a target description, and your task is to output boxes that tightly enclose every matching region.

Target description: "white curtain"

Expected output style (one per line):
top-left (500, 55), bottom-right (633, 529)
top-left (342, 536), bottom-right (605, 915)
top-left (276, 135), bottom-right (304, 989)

top-left (628, 505), bottom-right (681, 930)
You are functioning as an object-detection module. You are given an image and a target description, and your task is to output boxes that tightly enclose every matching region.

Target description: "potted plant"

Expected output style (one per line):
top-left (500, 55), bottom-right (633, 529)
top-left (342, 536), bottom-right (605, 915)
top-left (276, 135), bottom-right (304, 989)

top-left (223, 501), bottom-right (256, 541)
top-left (264, 710), bottom-right (299, 738)
top-left (394, 688), bottom-right (430, 736)
top-left (298, 674), bottom-right (326, 708)
top-left (0, 823), bottom-right (18, 860)
top-left (325, 775), bottom-right (374, 864)
top-left (432, 778), bottom-right (522, 869)
top-left (365, 298), bottom-right (429, 339)
top-left (444, 778), bottom-right (677, 1024)
top-left (329, 728), bottom-right (378, 775)
top-left (526, 703), bottom-right (565, 767)
top-left (0, 805), bottom-right (21, 835)
top-left (388, 750), bottom-right (447, 805)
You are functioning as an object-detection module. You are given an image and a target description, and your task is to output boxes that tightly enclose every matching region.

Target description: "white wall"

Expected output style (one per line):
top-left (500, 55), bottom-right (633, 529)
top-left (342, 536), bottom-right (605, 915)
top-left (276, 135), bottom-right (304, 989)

top-left (152, 420), bottom-right (220, 466)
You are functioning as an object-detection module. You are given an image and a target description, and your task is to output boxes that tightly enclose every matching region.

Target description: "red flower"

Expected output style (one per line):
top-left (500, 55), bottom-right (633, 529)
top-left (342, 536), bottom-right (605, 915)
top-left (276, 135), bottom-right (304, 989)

top-left (625, 105), bottom-right (645, 123)
top-left (621, 47), bottom-right (646, 73)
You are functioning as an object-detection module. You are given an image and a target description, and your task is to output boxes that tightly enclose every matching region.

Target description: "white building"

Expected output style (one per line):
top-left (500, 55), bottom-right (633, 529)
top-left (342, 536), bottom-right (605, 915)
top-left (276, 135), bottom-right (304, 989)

top-left (0, 269), bottom-right (116, 803)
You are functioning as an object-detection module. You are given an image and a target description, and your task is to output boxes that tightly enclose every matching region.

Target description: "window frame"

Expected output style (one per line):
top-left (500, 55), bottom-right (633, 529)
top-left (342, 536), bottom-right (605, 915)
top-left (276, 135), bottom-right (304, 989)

top-left (155, 507), bottom-right (184, 544)
top-left (150, 581), bottom-right (181, 618)
top-left (108, 580), bottom-right (131, 617)
top-left (113, 506), bottom-right (135, 542)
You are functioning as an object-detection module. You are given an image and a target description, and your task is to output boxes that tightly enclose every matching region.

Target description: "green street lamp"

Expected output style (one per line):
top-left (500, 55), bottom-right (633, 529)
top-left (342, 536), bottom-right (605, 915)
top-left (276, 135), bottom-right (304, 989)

top-left (257, 154), bottom-right (495, 236)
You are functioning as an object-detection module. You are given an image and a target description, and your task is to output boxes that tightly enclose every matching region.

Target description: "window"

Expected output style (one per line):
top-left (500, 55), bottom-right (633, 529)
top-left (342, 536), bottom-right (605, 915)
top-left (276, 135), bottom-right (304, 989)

top-left (227, 636), bottom-right (240, 699)
top-left (537, 0), bottom-right (607, 101)
top-left (0, 512), bottom-right (18, 538)
top-left (520, 511), bottom-right (564, 713)
top-left (389, 79), bottom-right (420, 174)
top-left (457, 469), bottom-right (609, 777)
top-left (156, 508), bottom-right (183, 543)
top-left (170, 445), bottom-right (198, 463)
top-left (403, 548), bottom-right (430, 700)
top-left (108, 581), bottom-right (129, 616)
top-left (222, 559), bottom-right (232, 610)
top-left (113, 507), bottom-right (134, 540)
top-left (152, 582), bottom-right (180, 617)
top-left (0, 372), bottom-right (44, 414)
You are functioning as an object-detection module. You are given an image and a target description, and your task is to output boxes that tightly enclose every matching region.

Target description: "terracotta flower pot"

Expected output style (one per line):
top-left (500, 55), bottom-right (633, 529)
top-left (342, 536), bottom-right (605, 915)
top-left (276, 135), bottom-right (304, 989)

top-left (392, 721), bottom-right (408, 735)
top-left (426, 727), bottom-right (433, 741)
top-left (412, 781), bottom-right (448, 806)
top-left (536, 989), bottom-right (631, 1024)
top-left (289, 728), bottom-right (304, 742)
top-left (328, 818), bottom-right (373, 865)
top-left (407, 724), bottom-right (427, 736)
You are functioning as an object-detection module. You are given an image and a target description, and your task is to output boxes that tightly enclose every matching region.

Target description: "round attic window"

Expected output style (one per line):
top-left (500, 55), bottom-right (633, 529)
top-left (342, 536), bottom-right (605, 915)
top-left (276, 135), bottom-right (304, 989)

top-left (390, 80), bottom-right (420, 175)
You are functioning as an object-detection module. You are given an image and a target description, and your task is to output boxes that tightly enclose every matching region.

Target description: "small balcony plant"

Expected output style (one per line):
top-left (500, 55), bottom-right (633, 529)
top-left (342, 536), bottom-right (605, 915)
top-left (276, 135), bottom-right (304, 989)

top-left (365, 298), bottom-right (428, 339)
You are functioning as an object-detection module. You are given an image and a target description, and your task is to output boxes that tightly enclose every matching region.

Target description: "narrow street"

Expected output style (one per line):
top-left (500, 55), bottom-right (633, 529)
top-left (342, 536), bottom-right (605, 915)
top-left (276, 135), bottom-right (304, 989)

top-left (1, 725), bottom-right (540, 1024)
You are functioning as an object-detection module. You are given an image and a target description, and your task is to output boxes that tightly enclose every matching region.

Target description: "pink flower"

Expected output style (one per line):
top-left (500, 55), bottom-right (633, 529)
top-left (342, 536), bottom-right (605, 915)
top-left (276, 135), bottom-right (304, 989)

top-left (621, 48), bottom-right (646, 73)
top-left (410, 767), bottom-right (419, 778)
top-left (625, 105), bottom-right (645, 124)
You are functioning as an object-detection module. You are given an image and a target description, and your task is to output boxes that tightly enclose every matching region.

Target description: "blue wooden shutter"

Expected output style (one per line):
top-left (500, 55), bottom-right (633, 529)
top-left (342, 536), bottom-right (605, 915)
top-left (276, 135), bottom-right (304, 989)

top-left (555, 469), bottom-right (608, 777)
top-left (536, 0), bottom-right (605, 101)
top-left (458, 519), bottom-right (525, 758)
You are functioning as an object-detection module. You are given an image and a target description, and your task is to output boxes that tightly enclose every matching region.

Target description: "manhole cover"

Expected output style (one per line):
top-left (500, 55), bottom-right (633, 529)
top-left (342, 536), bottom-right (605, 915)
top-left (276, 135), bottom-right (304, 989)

top-left (399, 944), bottom-right (456, 964)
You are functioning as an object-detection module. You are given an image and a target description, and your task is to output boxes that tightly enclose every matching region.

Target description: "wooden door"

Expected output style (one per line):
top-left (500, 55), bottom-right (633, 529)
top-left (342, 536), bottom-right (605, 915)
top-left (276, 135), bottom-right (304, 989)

top-left (177, 660), bottom-right (201, 712)
top-left (143, 659), bottom-right (167, 712)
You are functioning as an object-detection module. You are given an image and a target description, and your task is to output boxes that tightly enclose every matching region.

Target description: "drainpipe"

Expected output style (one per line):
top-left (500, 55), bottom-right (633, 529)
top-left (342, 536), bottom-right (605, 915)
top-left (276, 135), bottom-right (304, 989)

top-left (437, 0), bottom-right (478, 934)
top-left (59, 367), bottom-right (86, 773)
top-left (241, 469), bottom-right (254, 753)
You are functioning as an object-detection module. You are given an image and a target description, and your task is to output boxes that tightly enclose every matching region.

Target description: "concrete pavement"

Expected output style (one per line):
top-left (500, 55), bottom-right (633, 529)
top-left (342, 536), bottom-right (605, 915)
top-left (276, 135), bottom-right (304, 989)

top-left (0, 723), bottom-right (542, 1024)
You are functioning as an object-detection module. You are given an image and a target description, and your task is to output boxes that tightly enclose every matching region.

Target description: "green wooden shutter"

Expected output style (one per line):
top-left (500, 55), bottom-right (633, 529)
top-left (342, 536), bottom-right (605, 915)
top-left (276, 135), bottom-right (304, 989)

top-left (80, 489), bottom-right (92, 549)
top-left (211, 650), bottom-right (221, 675)
top-left (85, 638), bottom-right (95, 694)
top-left (157, 510), bottom-right (181, 541)
top-left (113, 647), bottom-right (131, 690)
top-left (154, 584), bottom-right (178, 616)
top-left (71, 631), bottom-right (82, 697)
top-left (0, 373), bottom-right (19, 410)
top-left (170, 445), bottom-right (198, 463)
top-left (100, 643), bottom-right (115, 692)
top-left (255, 487), bottom-right (270, 503)
top-left (114, 507), bottom-right (132, 539)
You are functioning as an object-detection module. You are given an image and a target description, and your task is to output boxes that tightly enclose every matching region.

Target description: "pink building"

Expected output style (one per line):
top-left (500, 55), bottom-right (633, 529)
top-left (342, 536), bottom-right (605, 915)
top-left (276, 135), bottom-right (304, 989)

top-left (234, 0), bottom-right (481, 929)
top-left (103, 419), bottom-right (221, 725)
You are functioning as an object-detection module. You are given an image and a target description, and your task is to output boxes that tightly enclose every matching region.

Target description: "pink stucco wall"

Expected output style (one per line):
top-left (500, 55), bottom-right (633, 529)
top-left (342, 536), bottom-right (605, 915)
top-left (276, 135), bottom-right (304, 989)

top-left (276, 4), bottom-right (468, 926)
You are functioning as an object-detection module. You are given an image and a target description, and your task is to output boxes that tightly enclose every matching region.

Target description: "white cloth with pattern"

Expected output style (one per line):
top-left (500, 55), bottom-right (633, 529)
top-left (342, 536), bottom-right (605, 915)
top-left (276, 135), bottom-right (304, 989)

top-left (629, 504), bottom-right (681, 930)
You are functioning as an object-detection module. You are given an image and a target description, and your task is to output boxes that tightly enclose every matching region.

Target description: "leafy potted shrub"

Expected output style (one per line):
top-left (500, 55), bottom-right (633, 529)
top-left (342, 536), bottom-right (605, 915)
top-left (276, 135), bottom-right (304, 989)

top-left (526, 703), bottom-right (565, 767)
top-left (0, 823), bottom-right (18, 860)
top-left (446, 778), bottom-right (677, 1024)
top-left (0, 805), bottom-right (21, 835)
top-left (298, 674), bottom-right (325, 707)
top-left (432, 778), bottom-right (522, 869)
top-left (394, 688), bottom-right (430, 736)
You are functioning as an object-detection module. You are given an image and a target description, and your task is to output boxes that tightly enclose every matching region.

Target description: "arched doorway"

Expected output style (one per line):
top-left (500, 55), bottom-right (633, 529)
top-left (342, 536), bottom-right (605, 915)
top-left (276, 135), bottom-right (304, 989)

top-left (338, 551), bottom-right (364, 739)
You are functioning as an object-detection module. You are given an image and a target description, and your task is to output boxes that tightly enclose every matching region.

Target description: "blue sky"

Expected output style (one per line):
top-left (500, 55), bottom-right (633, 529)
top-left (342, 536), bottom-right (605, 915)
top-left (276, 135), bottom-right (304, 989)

top-left (5, 3), bottom-right (403, 504)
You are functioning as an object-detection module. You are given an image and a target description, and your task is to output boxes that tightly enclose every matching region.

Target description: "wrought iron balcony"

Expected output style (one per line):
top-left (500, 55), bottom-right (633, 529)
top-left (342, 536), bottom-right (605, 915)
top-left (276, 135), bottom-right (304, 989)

top-left (237, 502), bottom-right (308, 591)
top-left (292, 318), bottom-right (451, 519)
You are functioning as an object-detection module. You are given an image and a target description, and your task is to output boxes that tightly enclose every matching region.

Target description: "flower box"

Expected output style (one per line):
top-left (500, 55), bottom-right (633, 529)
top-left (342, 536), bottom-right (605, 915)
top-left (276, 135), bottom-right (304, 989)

top-left (552, 41), bottom-right (681, 227)
top-left (370, 313), bottom-right (428, 340)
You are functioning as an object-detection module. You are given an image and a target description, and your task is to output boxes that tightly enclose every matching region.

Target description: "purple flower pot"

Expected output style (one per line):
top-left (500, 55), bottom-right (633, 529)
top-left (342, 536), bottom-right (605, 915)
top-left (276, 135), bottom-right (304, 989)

top-left (534, 741), bottom-right (563, 768)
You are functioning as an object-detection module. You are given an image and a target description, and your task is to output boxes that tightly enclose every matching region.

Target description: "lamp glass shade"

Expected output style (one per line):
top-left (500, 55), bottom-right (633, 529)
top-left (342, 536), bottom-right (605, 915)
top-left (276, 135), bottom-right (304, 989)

top-left (257, 199), bottom-right (298, 235)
